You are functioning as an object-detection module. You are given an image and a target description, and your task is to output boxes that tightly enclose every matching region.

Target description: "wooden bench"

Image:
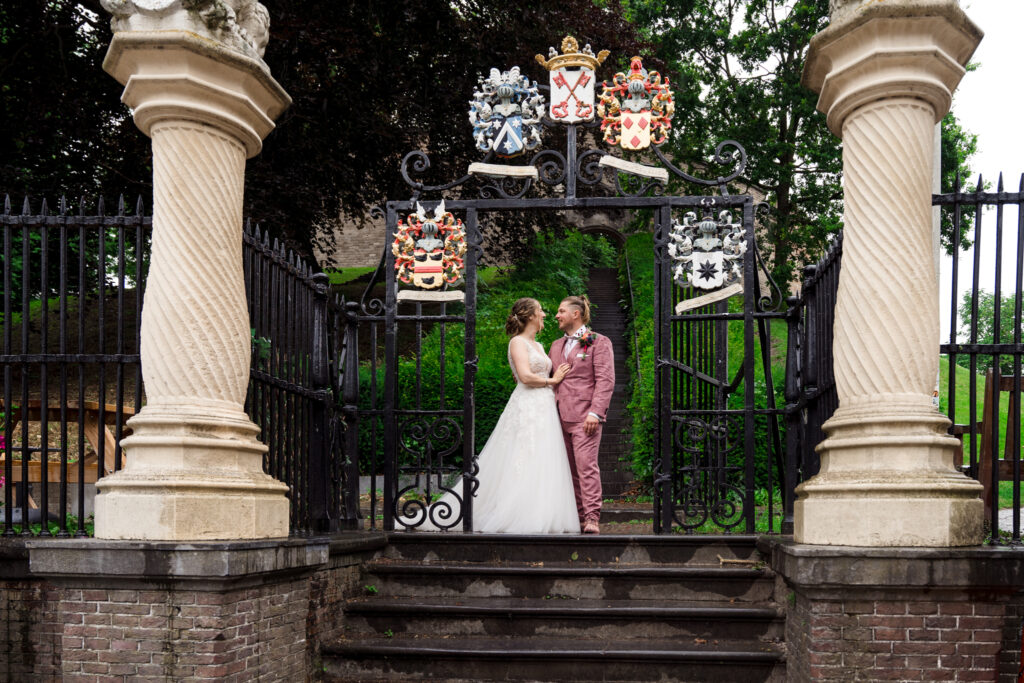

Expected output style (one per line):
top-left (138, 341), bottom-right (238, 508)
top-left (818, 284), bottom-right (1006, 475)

top-left (976, 370), bottom-right (1024, 520)
top-left (0, 399), bottom-right (135, 485)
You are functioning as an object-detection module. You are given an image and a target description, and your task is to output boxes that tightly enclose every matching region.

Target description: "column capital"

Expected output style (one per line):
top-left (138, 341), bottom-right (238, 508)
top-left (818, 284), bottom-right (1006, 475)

top-left (803, 0), bottom-right (982, 137)
top-left (103, 30), bottom-right (290, 157)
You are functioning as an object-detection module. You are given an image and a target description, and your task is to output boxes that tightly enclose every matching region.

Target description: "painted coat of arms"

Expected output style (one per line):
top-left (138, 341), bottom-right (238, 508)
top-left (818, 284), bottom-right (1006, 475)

top-left (667, 211), bottom-right (746, 290)
top-left (535, 36), bottom-right (609, 124)
top-left (392, 201), bottom-right (467, 290)
top-left (468, 66), bottom-right (545, 158)
top-left (597, 56), bottom-right (674, 151)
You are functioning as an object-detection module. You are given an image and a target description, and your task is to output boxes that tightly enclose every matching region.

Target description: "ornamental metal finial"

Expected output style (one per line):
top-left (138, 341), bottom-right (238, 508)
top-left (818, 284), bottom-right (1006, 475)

top-left (597, 56), bottom-right (675, 150)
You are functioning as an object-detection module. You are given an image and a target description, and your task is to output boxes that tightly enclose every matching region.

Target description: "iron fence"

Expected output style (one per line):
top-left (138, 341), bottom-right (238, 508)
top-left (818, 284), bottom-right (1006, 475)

top-left (0, 196), bottom-right (353, 536)
top-left (939, 174), bottom-right (1024, 544)
top-left (783, 235), bottom-right (841, 532)
top-left (1, 196), bottom-right (146, 535)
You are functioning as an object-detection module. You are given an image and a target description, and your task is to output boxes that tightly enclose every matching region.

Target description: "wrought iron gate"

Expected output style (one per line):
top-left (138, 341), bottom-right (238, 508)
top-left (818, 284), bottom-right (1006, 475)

top-left (342, 43), bottom-right (789, 533)
top-left (651, 201), bottom-right (787, 534)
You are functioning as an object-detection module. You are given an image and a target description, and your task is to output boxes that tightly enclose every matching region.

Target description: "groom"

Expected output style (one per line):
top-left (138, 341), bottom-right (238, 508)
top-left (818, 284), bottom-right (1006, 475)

top-left (550, 295), bottom-right (615, 534)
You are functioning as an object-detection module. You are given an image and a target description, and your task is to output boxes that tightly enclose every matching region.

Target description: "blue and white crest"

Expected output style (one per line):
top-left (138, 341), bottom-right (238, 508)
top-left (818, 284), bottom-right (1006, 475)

top-left (468, 66), bottom-right (544, 158)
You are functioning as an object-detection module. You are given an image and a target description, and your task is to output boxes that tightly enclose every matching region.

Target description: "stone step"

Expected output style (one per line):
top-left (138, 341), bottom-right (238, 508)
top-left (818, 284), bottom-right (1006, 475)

top-left (379, 533), bottom-right (762, 565)
top-left (342, 596), bottom-right (785, 641)
top-left (325, 635), bottom-right (785, 682)
top-left (363, 561), bottom-right (774, 602)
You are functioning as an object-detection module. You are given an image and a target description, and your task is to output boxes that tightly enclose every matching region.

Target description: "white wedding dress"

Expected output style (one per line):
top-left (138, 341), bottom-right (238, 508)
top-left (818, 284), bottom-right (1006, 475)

top-left (405, 338), bottom-right (580, 534)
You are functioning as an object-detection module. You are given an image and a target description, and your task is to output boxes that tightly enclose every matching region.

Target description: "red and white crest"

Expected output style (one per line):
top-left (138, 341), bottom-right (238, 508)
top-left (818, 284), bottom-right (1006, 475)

top-left (536, 36), bottom-right (609, 125)
top-left (597, 56), bottom-right (674, 151)
top-left (620, 111), bottom-right (651, 151)
top-left (550, 67), bottom-right (596, 123)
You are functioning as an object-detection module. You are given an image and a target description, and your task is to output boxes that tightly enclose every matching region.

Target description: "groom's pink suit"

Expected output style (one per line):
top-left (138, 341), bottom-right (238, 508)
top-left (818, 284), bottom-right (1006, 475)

top-left (549, 332), bottom-right (615, 524)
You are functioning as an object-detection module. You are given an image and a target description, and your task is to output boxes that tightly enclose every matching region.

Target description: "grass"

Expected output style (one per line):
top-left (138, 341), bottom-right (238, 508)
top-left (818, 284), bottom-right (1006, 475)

top-left (3, 514), bottom-right (94, 536)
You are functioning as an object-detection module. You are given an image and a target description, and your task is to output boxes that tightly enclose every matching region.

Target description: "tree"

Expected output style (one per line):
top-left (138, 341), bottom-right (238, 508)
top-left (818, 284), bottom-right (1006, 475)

top-left (0, 1), bottom-right (151, 200)
top-left (3, 2), bottom-right (646, 262)
top-left (957, 289), bottom-right (1023, 374)
top-left (250, 0), bottom-right (647, 262)
top-left (623, 0), bottom-right (981, 290)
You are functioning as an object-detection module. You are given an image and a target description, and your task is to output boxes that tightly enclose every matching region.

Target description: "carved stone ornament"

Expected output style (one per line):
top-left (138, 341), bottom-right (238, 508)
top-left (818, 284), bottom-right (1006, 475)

top-left (100, 0), bottom-right (270, 60)
top-left (535, 36), bottom-right (609, 124)
top-left (597, 56), bottom-right (674, 151)
top-left (667, 211), bottom-right (746, 291)
top-left (392, 201), bottom-right (467, 290)
top-left (468, 66), bottom-right (545, 158)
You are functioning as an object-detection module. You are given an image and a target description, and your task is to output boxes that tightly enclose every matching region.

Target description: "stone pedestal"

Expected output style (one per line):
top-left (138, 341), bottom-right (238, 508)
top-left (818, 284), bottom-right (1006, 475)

top-left (94, 12), bottom-right (292, 540)
top-left (797, 0), bottom-right (984, 546)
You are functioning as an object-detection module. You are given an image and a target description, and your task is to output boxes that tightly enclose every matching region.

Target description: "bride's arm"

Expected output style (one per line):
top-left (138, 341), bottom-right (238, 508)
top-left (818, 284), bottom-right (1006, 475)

top-left (509, 338), bottom-right (559, 388)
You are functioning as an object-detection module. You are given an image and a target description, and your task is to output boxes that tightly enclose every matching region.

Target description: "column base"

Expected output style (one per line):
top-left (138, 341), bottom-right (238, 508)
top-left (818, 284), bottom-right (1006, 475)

top-left (795, 396), bottom-right (984, 546)
top-left (95, 403), bottom-right (289, 541)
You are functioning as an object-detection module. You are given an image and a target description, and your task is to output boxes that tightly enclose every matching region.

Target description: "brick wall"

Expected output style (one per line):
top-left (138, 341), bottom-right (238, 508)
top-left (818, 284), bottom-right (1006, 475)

top-left (306, 555), bottom-right (365, 672)
top-left (1, 536), bottom-right (383, 681)
top-left (786, 592), bottom-right (1013, 681)
top-left (52, 580), bottom-right (309, 681)
top-left (0, 579), bottom-right (61, 680)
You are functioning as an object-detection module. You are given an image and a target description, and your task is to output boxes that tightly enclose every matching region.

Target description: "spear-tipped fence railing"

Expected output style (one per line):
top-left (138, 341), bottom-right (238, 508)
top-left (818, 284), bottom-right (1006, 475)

top-left (783, 234), bottom-right (842, 533)
top-left (1, 196), bottom-right (355, 536)
top-left (938, 173), bottom-right (1024, 544)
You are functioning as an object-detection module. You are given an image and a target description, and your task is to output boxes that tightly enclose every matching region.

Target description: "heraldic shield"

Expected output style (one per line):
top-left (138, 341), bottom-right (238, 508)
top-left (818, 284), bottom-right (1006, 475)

top-left (392, 201), bottom-right (467, 290)
top-left (536, 36), bottom-right (609, 124)
top-left (620, 111), bottom-right (651, 151)
top-left (667, 211), bottom-right (746, 291)
top-left (469, 66), bottom-right (545, 158)
top-left (598, 56), bottom-right (674, 151)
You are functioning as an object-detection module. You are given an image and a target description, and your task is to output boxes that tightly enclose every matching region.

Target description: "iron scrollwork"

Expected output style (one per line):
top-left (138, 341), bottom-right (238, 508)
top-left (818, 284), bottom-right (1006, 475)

top-left (394, 416), bottom-right (466, 531)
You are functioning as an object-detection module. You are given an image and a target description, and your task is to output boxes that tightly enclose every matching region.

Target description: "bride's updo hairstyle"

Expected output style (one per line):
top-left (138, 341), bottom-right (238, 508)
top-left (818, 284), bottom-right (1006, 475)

top-left (562, 295), bottom-right (591, 325)
top-left (505, 298), bottom-right (541, 336)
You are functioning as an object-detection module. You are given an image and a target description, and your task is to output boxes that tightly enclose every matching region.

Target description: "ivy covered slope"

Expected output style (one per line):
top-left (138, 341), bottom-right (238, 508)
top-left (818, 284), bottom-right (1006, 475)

top-left (360, 232), bottom-right (617, 468)
top-left (618, 232), bottom-right (788, 492)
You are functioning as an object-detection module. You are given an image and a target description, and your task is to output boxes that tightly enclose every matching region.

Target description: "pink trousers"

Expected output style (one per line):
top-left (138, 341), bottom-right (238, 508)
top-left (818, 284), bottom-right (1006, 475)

top-left (561, 421), bottom-right (603, 523)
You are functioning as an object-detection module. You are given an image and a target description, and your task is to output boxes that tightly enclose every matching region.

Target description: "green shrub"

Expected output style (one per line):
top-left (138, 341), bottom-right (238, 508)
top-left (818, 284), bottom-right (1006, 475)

top-left (619, 233), bottom-right (656, 485)
top-left (356, 231), bottom-right (616, 472)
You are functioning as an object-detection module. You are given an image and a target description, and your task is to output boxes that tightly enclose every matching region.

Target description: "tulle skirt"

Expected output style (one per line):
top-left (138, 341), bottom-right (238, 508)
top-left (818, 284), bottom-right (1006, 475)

top-left (404, 383), bottom-right (580, 534)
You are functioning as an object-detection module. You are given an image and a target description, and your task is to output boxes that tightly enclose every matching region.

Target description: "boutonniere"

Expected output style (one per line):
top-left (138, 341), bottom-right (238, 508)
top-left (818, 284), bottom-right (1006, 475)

top-left (578, 332), bottom-right (598, 359)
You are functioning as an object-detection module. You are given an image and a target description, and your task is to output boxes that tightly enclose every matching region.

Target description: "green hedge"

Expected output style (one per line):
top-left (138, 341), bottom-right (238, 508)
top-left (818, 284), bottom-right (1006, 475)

top-left (357, 231), bottom-right (617, 471)
top-left (619, 233), bottom-right (656, 484)
top-left (618, 232), bottom-right (787, 493)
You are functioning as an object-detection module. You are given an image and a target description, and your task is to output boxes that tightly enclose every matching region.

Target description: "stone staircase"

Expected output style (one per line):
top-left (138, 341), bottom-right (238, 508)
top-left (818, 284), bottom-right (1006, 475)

top-left (586, 266), bottom-right (634, 498)
top-left (324, 535), bottom-right (786, 682)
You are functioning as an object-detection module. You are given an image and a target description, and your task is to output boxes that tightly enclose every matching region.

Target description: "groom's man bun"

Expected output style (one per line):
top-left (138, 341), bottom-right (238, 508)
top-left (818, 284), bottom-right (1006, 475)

top-left (505, 298), bottom-right (540, 336)
top-left (562, 295), bottom-right (591, 325)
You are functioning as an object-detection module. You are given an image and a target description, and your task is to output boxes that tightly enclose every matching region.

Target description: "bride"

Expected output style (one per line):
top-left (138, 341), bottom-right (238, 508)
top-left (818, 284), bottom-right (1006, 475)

top-left (406, 297), bottom-right (581, 533)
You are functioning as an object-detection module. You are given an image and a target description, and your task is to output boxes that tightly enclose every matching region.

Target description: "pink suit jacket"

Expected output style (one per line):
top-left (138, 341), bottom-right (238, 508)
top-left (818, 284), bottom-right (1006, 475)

top-left (549, 333), bottom-right (615, 423)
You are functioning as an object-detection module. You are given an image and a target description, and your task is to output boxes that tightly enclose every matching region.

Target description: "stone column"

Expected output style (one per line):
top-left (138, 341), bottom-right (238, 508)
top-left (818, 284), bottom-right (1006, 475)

top-left (94, 1), bottom-right (292, 540)
top-left (796, 0), bottom-right (984, 546)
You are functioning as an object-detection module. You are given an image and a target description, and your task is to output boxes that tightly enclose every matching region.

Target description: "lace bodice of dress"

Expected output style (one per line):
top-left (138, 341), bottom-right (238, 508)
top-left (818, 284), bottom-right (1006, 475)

top-left (507, 338), bottom-right (552, 385)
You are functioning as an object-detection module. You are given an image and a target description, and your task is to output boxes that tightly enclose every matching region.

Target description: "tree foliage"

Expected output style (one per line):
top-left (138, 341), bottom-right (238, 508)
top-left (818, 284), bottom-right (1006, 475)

top-left (957, 289), bottom-right (1024, 374)
top-left (623, 0), bottom-right (981, 289)
top-left (0, 1), bottom-right (150, 200)
top-left (248, 0), bottom-right (646, 261)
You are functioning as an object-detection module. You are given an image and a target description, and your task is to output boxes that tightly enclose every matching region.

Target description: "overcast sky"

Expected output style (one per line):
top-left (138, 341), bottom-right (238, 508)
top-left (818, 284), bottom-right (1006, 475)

top-left (938, 0), bottom-right (1024, 340)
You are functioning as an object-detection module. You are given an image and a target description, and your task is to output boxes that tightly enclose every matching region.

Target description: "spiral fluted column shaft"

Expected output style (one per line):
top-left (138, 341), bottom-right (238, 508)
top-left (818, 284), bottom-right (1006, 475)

top-left (795, 0), bottom-right (984, 546)
top-left (833, 99), bottom-right (937, 404)
top-left (145, 122), bottom-right (250, 407)
top-left (94, 31), bottom-right (292, 541)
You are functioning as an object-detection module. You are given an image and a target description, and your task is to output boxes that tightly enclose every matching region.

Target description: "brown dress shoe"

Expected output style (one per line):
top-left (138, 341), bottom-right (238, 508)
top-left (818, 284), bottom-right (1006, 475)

top-left (582, 520), bottom-right (600, 535)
